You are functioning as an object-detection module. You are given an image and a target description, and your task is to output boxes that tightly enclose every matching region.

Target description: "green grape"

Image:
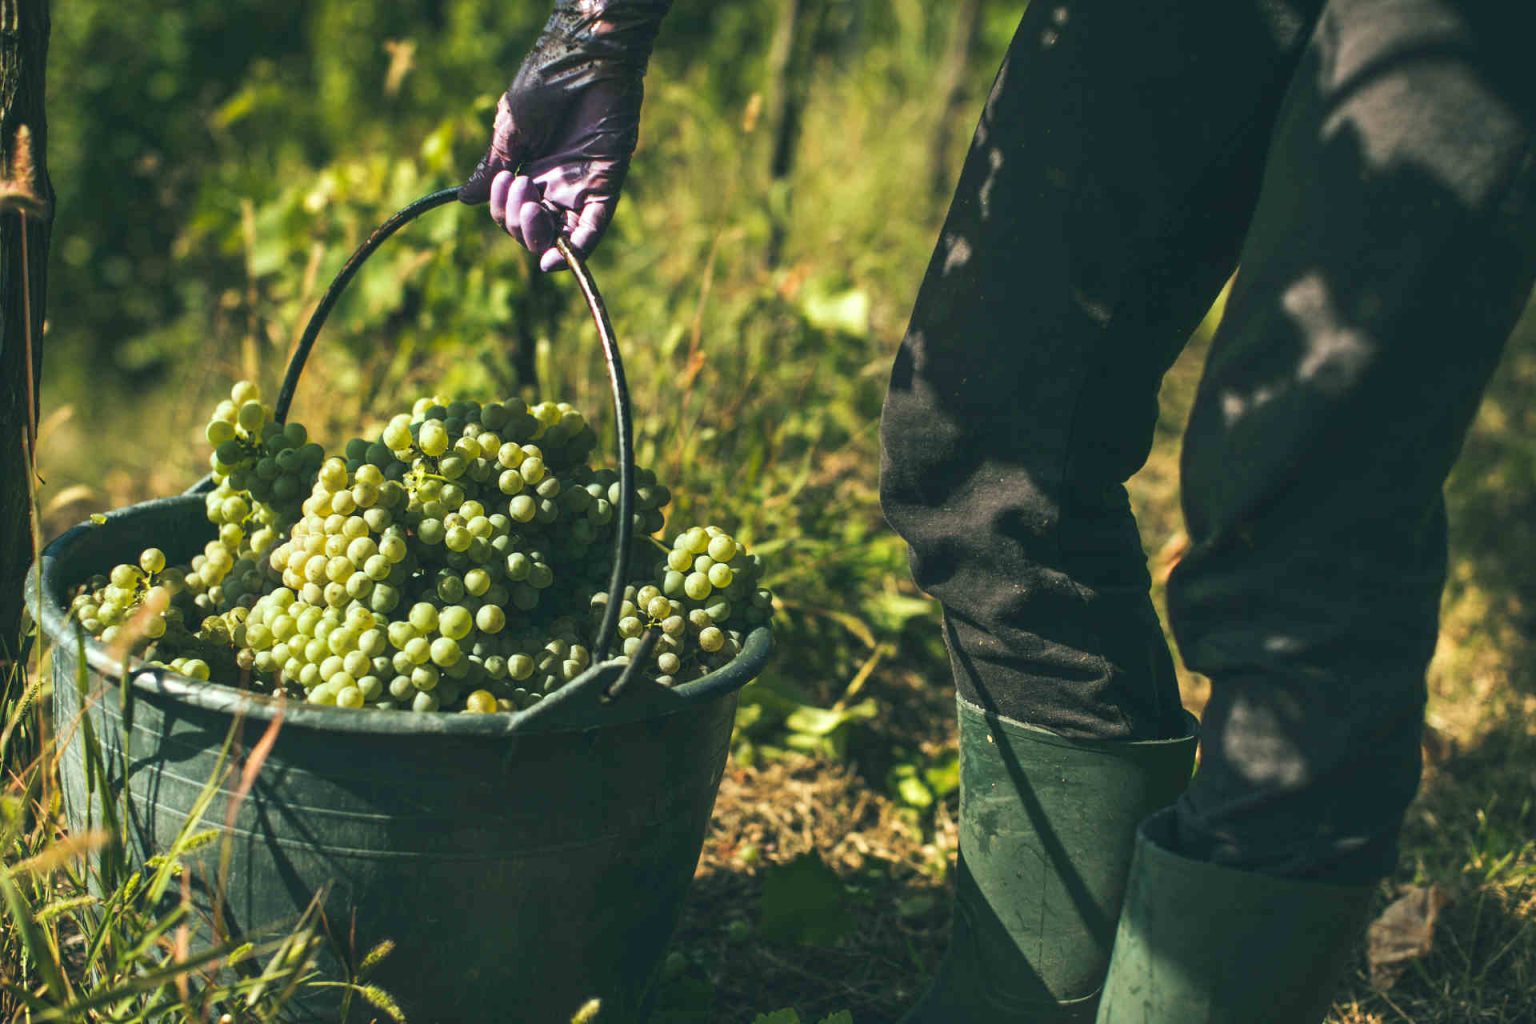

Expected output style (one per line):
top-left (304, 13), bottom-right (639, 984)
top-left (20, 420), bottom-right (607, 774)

top-left (383, 417), bottom-right (413, 451)
top-left (427, 635), bottom-right (454, 669)
top-left (418, 420), bottom-right (449, 457)
top-left (439, 606), bottom-right (473, 641)
top-left (235, 401), bottom-right (266, 433)
top-left (684, 573), bottom-right (712, 601)
top-left (411, 663), bottom-right (440, 691)
top-left (380, 533), bottom-right (408, 563)
top-left (508, 495), bottom-right (536, 523)
top-left (698, 626), bottom-right (725, 653)
top-left (475, 604), bottom-right (506, 634)
top-left (408, 603), bottom-right (439, 633)
top-left (207, 419), bottom-right (238, 446)
top-left (138, 548), bottom-right (167, 575)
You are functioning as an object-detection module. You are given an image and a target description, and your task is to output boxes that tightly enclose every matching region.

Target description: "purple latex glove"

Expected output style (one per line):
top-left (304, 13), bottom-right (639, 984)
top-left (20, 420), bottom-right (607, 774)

top-left (460, 0), bottom-right (671, 271)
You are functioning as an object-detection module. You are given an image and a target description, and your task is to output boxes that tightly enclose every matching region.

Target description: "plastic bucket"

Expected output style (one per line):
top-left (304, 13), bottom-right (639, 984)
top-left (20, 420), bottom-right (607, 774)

top-left (32, 496), bottom-right (771, 1021)
top-left (29, 189), bottom-right (773, 1022)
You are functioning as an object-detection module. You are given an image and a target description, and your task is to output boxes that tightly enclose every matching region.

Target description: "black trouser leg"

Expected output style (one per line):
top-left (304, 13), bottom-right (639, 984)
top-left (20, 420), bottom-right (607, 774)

top-left (1168, 0), bottom-right (1536, 884)
top-left (880, 0), bottom-right (1323, 739)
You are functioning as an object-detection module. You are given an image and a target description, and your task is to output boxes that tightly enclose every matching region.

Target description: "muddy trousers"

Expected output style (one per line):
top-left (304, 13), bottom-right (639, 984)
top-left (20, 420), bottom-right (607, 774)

top-left (880, 0), bottom-right (1536, 885)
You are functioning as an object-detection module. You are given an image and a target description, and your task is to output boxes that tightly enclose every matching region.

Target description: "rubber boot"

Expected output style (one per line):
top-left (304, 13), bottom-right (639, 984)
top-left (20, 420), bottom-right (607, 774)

top-left (1095, 809), bottom-right (1374, 1024)
top-left (901, 696), bottom-right (1198, 1023)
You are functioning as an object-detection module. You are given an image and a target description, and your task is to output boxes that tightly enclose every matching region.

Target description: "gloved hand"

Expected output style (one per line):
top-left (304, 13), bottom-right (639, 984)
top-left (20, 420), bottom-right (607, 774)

top-left (460, 0), bottom-right (672, 271)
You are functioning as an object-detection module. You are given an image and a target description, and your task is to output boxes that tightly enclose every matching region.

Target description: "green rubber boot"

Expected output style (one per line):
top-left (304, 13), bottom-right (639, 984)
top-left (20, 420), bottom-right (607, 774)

top-left (901, 696), bottom-right (1198, 1023)
top-left (1095, 810), bottom-right (1374, 1024)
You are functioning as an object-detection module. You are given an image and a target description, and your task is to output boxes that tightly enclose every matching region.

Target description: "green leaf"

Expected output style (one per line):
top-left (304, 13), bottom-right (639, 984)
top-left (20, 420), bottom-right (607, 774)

top-left (783, 706), bottom-right (847, 737)
top-left (758, 853), bottom-right (852, 947)
top-left (894, 772), bottom-right (934, 810)
top-left (817, 1013), bottom-right (854, 1024)
top-left (784, 698), bottom-right (877, 737)
top-left (801, 284), bottom-right (871, 338)
top-left (923, 751), bottom-right (961, 799)
top-left (750, 1012), bottom-right (801, 1024)
top-left (865, 592), bottom-right (938, 634)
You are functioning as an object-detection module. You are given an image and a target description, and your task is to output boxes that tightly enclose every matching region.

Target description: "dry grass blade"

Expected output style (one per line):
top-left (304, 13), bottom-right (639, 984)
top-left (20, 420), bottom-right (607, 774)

top-left (40, 484), bottom-right (96, 519)
top-left (215, 699), bottom-right (284, 942)
top-left (7, 829), bottom-right (111, 877)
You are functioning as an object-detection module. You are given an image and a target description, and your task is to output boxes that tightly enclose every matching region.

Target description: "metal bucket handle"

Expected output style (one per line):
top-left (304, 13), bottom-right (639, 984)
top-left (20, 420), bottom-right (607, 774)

top-left (231, 188), bottom-right (647, 689)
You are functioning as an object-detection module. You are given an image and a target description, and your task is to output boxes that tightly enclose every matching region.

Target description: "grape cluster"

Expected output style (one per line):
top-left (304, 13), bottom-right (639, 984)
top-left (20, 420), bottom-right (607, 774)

top-left (187, 382), bottom-right (324, 615)
top-left (70, 385), bottom-right (774, 714)
top-left (68, 547), bottom-right (188, 652)
top-left (607, 526), bottom-right (773, 687)
top-left (232, 396), bottom-right (648, 711)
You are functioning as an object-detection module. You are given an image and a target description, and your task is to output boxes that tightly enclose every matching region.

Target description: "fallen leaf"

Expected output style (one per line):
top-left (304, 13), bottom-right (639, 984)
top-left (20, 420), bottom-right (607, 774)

top-left (1367, 884), bottom-right (1450, 990)
top-left (758, 852), bottom-right (852, 947)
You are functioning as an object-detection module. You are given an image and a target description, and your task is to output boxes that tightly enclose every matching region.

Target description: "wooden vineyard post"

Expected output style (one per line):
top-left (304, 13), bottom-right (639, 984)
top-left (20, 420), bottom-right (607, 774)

top-left (765, 0), bottom-right (830, 268)
top-left (930, 0), bottom-right (984, 198)
top-left (0, 0), bottom-right (52, 668)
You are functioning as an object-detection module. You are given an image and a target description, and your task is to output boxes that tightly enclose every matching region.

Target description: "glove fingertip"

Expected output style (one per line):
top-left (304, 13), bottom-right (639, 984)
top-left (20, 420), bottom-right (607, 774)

top-left (539, 249), bottom-right (569, 273)
top-left (520, 202), bottom-right (555, 254)
top-left (568, 225), bottom-right (602, 255)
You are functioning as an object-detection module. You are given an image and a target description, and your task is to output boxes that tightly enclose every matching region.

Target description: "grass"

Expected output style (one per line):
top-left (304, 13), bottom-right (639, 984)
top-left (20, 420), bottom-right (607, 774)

top-left (14, 11), bottom-right (1536, 1021)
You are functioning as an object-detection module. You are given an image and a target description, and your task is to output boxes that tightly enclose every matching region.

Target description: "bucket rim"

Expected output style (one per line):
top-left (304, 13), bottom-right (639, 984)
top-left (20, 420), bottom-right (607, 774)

top-left (29, 494), bottom-right (772, 737)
